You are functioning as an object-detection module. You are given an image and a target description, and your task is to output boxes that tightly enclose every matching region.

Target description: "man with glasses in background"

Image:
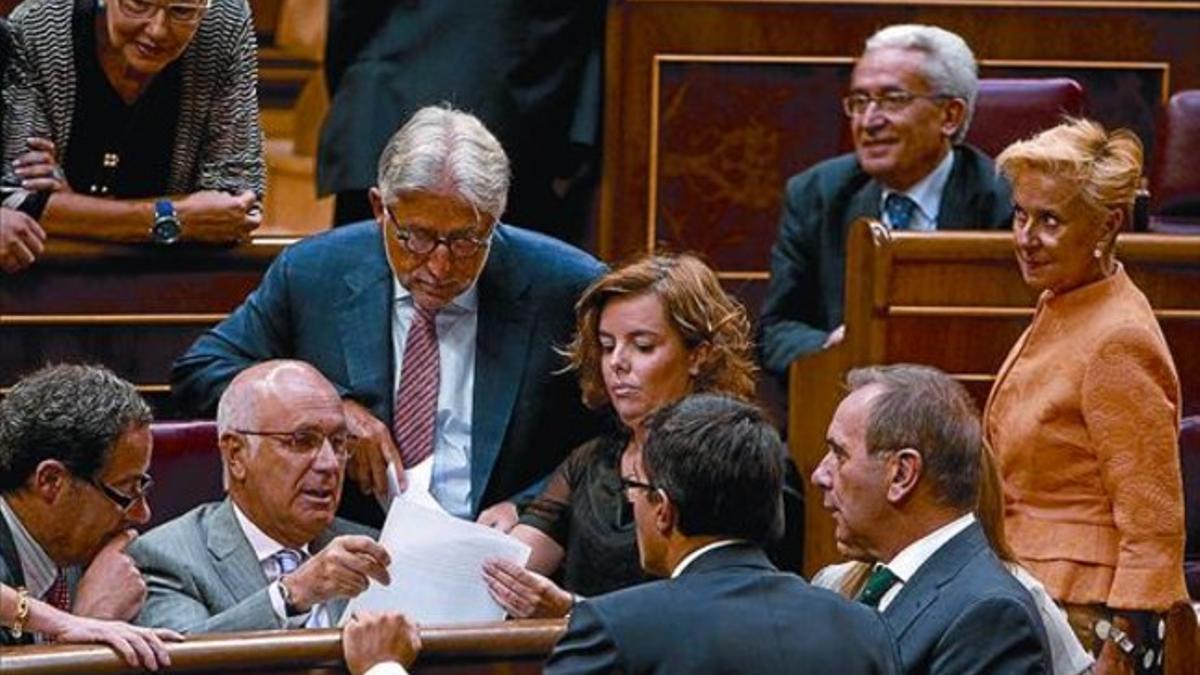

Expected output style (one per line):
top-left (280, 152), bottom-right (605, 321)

top-left (0, 364), bottom-right (159, 642)
top-left (758, 24), bottom-right (1011, 377)
top-left (173, 105), bottom-right (604, 533)
top-left (130, 360), bottom-right (391, 633)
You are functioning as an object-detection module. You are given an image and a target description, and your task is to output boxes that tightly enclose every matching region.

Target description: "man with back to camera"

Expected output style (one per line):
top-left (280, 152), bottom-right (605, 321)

top-left (172, 105), bottom-right (606, 531)
top-left (812, 364), bottom-right (1051, 674)
top-left (758, 24), bottom-right (1011, 376)
top-left (545, 393), bottom-right (900, 675)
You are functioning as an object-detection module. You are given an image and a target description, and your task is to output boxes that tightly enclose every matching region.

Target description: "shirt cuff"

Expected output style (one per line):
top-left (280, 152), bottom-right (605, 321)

top-left (268, 580), bottom-right (312, 628)
top-left (364, 662), bottom-right (409, 675)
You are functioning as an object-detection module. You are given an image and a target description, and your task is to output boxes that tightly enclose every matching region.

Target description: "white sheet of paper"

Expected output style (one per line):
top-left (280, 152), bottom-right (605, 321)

top-left (342, 496), bottom-right (530, 625)
top-left (380, 459), bottom-right (444, 513)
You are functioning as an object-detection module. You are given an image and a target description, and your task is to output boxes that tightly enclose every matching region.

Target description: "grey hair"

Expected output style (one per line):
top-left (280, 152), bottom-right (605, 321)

top-left (864, 24), bottom-right (979, 144)
top-left (376, 105), bottom-right (511, 221)
top-left (845, 364), bottom-right (982, 511)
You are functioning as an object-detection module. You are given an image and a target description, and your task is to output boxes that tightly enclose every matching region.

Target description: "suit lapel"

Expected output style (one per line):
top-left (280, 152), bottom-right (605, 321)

top-left (882, 521), bottom-right (987, 638)
top-left (937, 147), bottom-right (978, 231)
top-left (471, 227), bottom-right (534, 514)
top-left (205, 499), bottom-right (270, 600)
top-left (337, 245), bottom-right (395, 424)
top-left (0, 514), bottom-right (25, 588)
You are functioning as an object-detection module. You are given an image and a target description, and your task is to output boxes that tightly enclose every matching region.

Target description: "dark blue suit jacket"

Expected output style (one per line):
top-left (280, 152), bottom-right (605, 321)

top-left (171, 222), bottom-right (605, 522)
top-left (883, 522), bottom-right (1051, 675)
top-left (546, 543), bottom-right (900, 675)
top-left (758, 146), bottom-right (1012, 375)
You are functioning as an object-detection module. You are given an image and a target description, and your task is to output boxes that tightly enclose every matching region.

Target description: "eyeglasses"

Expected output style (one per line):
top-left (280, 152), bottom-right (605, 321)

top-left (842, 91), bottom-right (954, 117)
top-left (233, 428), bottom-right (355, 461)
top-left (91, 473), bottom-right (154, 513)
top-left (116, 0), bottom-right (211, 25)
top-left (619, 476), bottom-right (658, 500)
top-left (384, 206), bottom-right (491, 258)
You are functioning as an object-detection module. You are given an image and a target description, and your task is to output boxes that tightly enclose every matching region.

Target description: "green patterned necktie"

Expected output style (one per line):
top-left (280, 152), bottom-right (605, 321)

top-left (856, 565), bottom-right (900, 608)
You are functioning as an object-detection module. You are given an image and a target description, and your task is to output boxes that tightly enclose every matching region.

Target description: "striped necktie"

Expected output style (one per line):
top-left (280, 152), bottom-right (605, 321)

top-left (394, 305), bottom-right (440, 468)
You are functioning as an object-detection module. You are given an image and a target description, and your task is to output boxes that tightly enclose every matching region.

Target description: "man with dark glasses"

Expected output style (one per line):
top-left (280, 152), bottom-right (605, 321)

top-left (173, 106), bottom-right (604, 534)
top-left (0, 364), bottom-right (161, 648)
top-left (546, 395), bottom-right (900, 675)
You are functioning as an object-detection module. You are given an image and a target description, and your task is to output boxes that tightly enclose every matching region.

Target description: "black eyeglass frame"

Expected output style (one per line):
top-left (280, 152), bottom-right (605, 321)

top-left (383, 205), bottom-right (493, 258)
top-left (91, 473), bottom-right (154, 513)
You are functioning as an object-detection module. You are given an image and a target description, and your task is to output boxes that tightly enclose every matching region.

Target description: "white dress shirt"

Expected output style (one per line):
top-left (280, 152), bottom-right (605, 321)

top-left (880, 148), bottom-right (956, 231)
top-left (231, 503), bottom-right (329, 628)
top-left (876, 512), bottom-right (976, 611)
top-left (364, 662), bottom-right (409, 675)
top-left (391, 279), bottom-right (478, 518)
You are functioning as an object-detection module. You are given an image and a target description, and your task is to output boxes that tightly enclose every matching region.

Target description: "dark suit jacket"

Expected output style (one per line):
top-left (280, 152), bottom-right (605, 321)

top-left (318, 2), bottom-right (604, 226)
top-left (545, 543), bottom-right (900, 675)
top-left (883, 522), bottom-right (1052, 675)
top-left (758, 146), bottom-right (1012, 375)
top-left (0, 512), bottom-right (32, 646)
top-left (128, 499), bottom-right (374, 633)
top-left (171, 222), bottom-right (605, 524)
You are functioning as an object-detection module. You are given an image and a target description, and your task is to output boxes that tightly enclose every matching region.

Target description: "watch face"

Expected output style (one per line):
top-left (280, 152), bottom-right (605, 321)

top-left (152, 217), bottom-right (182, 244)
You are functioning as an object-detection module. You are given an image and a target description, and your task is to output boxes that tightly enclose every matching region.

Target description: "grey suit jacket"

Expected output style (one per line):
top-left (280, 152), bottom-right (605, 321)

top-left (883, 521), bottom-right (1052, 675)
top-left (129, 498), bottom-right (375, 634)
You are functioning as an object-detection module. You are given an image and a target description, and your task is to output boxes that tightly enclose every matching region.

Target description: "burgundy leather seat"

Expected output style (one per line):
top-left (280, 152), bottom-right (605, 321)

top-left (1149, 90), bottom-right (1200, 234)
top-left (1181, 415), bottom-right (1200, 600)
top-left (148, 420), bottom-right (222, 528)
top-left (966, 78), bottom-right (1085, 158)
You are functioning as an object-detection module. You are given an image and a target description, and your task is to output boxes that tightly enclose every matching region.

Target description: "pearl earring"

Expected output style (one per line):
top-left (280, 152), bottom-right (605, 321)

top-left (1093, 247), bottom-right (1103, 259)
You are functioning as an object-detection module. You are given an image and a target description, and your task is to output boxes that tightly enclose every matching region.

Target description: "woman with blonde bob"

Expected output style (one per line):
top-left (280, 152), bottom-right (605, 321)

top-left (985, 118), bottom-right (1186, 672)
top-left (481, 253), bottom-right (763, 618)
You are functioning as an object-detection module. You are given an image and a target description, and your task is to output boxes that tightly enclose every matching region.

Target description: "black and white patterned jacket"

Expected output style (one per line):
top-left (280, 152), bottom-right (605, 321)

top-left (1, 0), bottom-right (265, 202)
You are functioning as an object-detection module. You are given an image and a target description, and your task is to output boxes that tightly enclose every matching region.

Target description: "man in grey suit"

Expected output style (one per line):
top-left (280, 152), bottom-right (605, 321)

top-left (545, 394), bottom-right (899, 675)
top-left (759, 24), bottom-right (1011, 376)
top-left (131, 360), bottom-right (391, 633)
top-left (812, 365), bottom-right (1051, 674)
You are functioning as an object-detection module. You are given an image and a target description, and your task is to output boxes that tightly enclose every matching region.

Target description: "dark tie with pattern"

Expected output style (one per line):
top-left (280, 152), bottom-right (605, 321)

top-left (394, 305), bottom-right (439, 468)
top-left (44, 568), bottom-right (70, 611)
top-left (884, 193), bottom-right (918, 230)
top-left (856, 565), bottom-right (900, 608)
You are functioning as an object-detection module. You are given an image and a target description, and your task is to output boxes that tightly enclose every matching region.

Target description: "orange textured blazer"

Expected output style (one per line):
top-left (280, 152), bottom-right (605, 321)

top-left (984, 265), bottom-right (1187, 611)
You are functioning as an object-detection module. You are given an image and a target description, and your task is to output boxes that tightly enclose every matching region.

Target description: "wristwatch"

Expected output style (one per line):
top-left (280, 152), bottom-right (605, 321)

top-left (150, 199), bottom-right (182, 245)
top-left (277, 576), bottom-right (303, 616)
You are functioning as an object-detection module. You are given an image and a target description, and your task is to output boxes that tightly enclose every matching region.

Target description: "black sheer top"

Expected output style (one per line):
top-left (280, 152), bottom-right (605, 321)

top-left (65, 0), bottom-right (180, 198)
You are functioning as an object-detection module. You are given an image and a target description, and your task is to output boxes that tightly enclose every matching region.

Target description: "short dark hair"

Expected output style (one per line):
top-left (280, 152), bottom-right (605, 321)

top-left (642, 394), bottom-right (785, 544)
top-left (0, 364), bottom-right (152, 493)
top-left (846, 364), bottom-right (981, 510)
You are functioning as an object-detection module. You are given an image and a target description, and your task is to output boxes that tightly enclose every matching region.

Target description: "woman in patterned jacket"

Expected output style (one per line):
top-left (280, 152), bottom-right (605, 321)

top-left (986, 118), bottom-right (1187, 674)
top-left (2, 0), bottom-right (263, 245)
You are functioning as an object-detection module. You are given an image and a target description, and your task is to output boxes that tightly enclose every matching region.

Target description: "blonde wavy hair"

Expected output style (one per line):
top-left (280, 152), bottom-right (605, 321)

top-left (561, 253), bottom-right (757, 410)
top-left (996, 117), bottom-right (1143, 229)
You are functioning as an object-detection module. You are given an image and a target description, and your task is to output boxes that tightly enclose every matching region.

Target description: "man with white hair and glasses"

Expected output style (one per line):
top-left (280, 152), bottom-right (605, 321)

top-left (173, 105), bottom-right (605, 532)
top-left (759, 24), bottom-right (1012, 376)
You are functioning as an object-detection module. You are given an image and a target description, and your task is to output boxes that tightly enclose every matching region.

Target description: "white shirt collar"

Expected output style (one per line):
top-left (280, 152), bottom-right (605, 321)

top-left (670, 539), bottom-right (746, 579)
top-left (392, 278), bottom-right (479, 314)
top-left (885, 512), bottom-right (976, 584)
top-left (231, 502), bottom-right (311, 563)
top-left (881, 148), bottom-right (956, 229)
